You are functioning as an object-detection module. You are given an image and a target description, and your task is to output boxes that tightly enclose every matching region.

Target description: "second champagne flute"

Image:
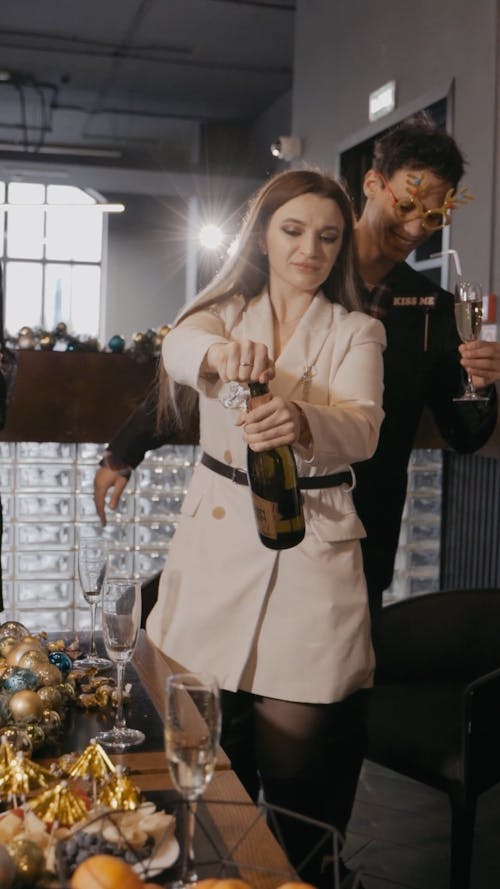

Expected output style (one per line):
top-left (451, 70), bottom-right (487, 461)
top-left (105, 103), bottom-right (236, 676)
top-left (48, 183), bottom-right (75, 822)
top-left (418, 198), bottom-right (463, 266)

top-left (96, 579), bottom-right (145, 749)
top-left (165, 672), bottom-right (221, 887)
top-left (453, 279), bottom-right (489, 402)
top-left (75, 537), bottom-right (112, 670)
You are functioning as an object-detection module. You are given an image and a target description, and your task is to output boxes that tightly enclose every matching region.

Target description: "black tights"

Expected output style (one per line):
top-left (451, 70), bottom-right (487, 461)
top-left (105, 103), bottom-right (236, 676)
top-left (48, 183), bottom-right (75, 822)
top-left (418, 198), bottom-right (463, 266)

top-left (220, 689), bottom-right (368, 884)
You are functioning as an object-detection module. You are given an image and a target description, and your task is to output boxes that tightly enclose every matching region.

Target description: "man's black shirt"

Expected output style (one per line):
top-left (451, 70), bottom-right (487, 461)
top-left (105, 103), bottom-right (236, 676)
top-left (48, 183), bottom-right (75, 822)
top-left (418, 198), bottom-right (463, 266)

top-left (355, 262), bottom-right (497, 612)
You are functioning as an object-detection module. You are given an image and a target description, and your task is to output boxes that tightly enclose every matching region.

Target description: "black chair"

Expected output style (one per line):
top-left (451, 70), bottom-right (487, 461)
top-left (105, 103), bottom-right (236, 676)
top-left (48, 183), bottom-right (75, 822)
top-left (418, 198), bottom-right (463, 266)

top-left (365, 588), bottom-right (500, 889)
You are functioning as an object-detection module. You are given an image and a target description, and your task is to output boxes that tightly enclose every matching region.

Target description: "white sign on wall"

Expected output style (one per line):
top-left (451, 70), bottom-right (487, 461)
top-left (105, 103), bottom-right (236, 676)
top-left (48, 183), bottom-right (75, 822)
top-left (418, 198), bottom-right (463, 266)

top-left (369, 81), bottom-right (396, 122)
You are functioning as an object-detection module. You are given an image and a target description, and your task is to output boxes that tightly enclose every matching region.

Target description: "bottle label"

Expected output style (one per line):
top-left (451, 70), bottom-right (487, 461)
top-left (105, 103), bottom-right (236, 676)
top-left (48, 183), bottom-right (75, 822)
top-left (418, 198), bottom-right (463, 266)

top-left (252, 493), bottom-right (279, 540)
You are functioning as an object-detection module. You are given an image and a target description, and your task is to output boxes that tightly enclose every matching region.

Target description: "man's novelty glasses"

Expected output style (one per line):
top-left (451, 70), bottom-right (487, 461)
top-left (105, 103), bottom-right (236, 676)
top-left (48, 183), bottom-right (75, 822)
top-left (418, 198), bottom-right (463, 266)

top-left (379, 172), bottom-right (473, 232)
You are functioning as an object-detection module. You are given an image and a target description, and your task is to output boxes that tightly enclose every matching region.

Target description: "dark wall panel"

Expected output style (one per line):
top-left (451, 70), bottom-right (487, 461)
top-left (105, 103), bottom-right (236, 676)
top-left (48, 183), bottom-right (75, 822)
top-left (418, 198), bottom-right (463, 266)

top-left (441, 453), bottom-right (500, 588)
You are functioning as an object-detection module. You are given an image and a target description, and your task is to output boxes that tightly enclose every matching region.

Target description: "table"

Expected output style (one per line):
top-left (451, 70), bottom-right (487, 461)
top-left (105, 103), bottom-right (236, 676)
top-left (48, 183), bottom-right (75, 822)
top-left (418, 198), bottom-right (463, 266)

top-left (136, 771), bottom-right (294, 889)
top-left (39, 631), bottom-right (230, 774)
top-left (40, 631), bottom-right (292, 889)
top-left (111, 629), bottom-right (231, 776)
top-left (125, 633), bottom-right (292, 887)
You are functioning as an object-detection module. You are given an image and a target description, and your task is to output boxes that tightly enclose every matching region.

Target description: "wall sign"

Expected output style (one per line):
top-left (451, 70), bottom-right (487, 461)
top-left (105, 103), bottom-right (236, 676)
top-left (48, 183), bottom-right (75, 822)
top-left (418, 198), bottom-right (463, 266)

top-left (369, 81), bottom-right (396, 122)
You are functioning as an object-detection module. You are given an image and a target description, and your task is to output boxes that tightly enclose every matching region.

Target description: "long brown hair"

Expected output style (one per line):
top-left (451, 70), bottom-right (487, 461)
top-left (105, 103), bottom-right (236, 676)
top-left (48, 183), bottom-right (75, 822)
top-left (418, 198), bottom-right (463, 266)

top-left (158, 168), bottom-right (360, 431)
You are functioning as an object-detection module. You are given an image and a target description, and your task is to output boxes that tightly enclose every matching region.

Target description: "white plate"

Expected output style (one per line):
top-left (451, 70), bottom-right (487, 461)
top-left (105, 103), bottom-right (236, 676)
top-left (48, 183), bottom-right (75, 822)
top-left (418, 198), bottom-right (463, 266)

top-left (133, 831), bottom-right (180, 877)
top-left (84, 801), bottom-right (180, 877)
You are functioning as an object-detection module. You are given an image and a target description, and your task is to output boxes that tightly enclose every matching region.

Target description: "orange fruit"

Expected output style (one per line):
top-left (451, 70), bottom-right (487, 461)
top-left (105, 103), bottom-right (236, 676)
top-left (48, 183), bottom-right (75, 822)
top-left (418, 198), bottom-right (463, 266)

top-left (278, 883), bottom-right (318, 889)
top-left (194, 882), bottom-right (252, 889)
top-left (193, 882), bottom-right (252, 889)
top-left (70, 855), bottom-right (144, 889)
top-left (192, 882), bottom-right (220, 889)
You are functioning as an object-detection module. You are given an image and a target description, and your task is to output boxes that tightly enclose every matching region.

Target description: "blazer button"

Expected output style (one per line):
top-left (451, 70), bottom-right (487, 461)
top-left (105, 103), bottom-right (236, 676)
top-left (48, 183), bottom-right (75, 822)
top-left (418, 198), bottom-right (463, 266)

top-left (223, 450), bottom-right (232, 464)
top-left (212, 506), bottom-right (226, 520)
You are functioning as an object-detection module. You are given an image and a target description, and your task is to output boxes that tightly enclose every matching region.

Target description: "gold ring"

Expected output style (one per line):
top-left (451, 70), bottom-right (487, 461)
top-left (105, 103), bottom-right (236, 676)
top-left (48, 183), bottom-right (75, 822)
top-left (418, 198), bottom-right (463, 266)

top-left (239, 362), bottom-right (251, 366)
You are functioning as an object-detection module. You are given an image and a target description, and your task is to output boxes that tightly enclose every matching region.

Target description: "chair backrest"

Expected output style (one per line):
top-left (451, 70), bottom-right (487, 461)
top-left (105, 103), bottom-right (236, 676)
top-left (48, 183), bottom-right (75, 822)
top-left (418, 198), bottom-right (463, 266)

top-left (375, 588), bottom-right (500, 683)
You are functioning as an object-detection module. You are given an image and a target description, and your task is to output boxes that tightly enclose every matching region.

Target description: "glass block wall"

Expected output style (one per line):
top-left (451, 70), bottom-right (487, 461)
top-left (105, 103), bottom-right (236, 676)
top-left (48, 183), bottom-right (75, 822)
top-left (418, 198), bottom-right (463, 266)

top-left (0, 442), bottom-right (198, 631)
top-left (384, 448), bottom-right (443, 603)
top-left (0, 441), bottom-right (442, 629)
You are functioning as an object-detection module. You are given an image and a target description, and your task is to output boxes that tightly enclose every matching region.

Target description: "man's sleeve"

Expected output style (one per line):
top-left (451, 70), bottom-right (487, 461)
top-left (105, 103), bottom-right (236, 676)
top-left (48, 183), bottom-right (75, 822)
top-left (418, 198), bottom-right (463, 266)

top-left (106, 384), bottom-right (200, 469)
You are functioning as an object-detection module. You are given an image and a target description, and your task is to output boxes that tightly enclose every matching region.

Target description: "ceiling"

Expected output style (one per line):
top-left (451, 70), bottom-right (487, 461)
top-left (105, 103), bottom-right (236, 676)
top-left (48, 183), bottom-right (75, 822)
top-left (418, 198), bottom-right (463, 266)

top-left (0, 0), bottom-right (295, 176)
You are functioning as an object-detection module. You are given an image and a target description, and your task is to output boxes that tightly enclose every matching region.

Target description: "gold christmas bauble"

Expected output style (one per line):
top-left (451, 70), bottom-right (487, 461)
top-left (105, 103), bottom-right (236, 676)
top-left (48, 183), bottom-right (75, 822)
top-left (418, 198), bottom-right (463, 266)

top-left (0, 620), bottom-right (28, 657)
top-left (5, 838), bottom-right (44, 887)
top-left (58, 681), bottom-right (77, 701)
top-left (42, 709), bottom-right (62, 729)
top-left (0, 621), bottom-right (29, 643)
top-left (1, 667), bottom-right (16, 682)
top-left (0, 726), bottom-right (33, 755)
top-left (24, 723), bottom-right (45, 748)
top-left (8, 690), bottom-right (44, 722)
top-left (17, 329), bottom-right (36, 350)
top-left (0, 637), bottom-right (18, 659)
top-left (6, 638), bottom-right (43, 667)
top-left (18, 649), bottom-right (49, 671)
top-left (39, 333), bottom-right (56, 350)
top-left (34, 663), bottom-right (62, 687)
top-left (37, 685), bottom-right (63, 710)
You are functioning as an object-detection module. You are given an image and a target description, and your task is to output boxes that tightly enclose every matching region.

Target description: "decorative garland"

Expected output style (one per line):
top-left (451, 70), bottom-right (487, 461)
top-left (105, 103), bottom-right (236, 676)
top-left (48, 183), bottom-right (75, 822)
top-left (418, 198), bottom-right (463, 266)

top-left (5, 324), bottom-right (171, 361)
top-left (0, 621), bottom-right (131, 754)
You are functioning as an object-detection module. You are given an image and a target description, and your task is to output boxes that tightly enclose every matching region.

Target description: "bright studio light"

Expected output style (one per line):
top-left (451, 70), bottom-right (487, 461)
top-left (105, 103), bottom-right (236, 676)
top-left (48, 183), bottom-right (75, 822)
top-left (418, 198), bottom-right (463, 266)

top-left (199, 223), bottom-right (224, 250)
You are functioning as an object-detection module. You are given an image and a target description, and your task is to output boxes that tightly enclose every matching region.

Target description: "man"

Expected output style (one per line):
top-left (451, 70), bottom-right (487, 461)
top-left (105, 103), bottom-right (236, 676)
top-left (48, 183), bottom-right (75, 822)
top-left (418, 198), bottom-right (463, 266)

top-left (352, 114), bottom-right (499, 638)
top-left (93, 114), bottom-right (500, 887)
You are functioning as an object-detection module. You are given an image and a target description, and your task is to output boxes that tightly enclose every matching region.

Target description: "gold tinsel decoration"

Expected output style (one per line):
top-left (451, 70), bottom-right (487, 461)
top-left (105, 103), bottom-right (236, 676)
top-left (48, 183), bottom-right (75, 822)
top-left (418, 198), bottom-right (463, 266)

top-left (0, 751), bottom-right (54, 800)
top-left (29, 779), bottom-right (89, 826)
top-left (0, 735), bottom-right (15, 770)
top-left (68, 738), bottom-right (116, 781)
top-left (97, 766), bottom-right (142, 811)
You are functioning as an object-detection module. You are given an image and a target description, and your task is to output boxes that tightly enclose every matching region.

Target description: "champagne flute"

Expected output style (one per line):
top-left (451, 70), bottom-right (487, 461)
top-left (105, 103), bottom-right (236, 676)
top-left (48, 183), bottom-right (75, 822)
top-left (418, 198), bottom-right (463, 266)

top-left (453, 279), bottom-right (489, 402)
top-left (96, 579), bottom-right (146, 749)
top-left (165, 672), bottom-right (221, 887)
top-left (75, 537), bottom-right (112, 670)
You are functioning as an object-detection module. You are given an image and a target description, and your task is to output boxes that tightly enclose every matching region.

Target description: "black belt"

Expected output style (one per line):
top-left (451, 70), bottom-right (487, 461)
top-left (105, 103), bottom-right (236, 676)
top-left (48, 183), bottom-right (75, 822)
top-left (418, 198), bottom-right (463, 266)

top-left (201, 452), bottom-right (352, 489)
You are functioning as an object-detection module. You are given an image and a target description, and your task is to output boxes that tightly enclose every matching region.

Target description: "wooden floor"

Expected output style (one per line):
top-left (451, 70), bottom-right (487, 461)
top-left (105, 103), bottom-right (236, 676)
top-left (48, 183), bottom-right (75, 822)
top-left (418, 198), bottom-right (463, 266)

top-left (343, 762), bottom-right (500, 889)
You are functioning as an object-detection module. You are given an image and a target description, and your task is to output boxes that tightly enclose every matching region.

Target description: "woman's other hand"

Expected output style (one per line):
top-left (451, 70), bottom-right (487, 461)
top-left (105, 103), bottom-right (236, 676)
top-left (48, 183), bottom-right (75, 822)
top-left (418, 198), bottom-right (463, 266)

top-left (205, 339), bottom-right (275, 384)
top-left (238, 396), bottom-right (304, 452)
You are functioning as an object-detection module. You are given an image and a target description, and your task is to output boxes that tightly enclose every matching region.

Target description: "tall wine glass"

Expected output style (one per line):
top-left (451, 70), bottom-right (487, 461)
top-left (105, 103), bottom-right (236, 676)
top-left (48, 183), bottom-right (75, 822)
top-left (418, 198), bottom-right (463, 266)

top-left (96, 579), bottom-right (145, 749)
top-left (75, 537), bottom-right (112, 670)
top-left (453, 279), bottom-right (489, 402)
top-left (165, 672), bottom-right (221, 887)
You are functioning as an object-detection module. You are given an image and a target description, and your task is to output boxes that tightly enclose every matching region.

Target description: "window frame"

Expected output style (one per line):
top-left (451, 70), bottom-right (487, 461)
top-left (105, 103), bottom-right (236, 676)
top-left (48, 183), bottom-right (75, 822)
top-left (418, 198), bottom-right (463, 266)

top-left (0, 181), bottom-right (106, 340)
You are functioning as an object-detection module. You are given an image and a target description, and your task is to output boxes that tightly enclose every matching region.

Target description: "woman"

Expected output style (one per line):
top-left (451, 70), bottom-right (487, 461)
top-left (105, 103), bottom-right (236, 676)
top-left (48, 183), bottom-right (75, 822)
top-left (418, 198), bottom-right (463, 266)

top-left (147, 169), bottom-right (385, 883)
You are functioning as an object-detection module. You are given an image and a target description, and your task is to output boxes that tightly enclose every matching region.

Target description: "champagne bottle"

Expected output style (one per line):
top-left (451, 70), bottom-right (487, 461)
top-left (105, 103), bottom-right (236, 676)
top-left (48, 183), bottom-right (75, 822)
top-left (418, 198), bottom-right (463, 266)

top-left (246, 381), bottom-right (305, 550)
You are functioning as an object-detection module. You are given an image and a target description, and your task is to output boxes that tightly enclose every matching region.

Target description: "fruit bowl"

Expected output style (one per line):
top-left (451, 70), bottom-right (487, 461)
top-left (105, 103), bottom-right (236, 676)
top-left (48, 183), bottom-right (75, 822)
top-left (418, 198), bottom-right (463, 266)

top-left (0, 800), bottom-right (177, 887)
top-left (55, 802), bottom-right (177, 884)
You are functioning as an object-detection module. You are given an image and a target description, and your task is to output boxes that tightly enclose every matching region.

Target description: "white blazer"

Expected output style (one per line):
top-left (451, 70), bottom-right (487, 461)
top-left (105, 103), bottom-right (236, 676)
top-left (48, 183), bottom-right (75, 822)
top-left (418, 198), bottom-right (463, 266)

top-left (147, 290), bottom-right (386, 703)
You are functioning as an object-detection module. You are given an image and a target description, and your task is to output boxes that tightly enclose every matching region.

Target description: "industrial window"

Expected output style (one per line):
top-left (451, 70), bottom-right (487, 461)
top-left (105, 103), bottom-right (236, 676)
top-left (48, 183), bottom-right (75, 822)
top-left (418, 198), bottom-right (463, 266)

top-left (0, 182), bottom-right (104, 339)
